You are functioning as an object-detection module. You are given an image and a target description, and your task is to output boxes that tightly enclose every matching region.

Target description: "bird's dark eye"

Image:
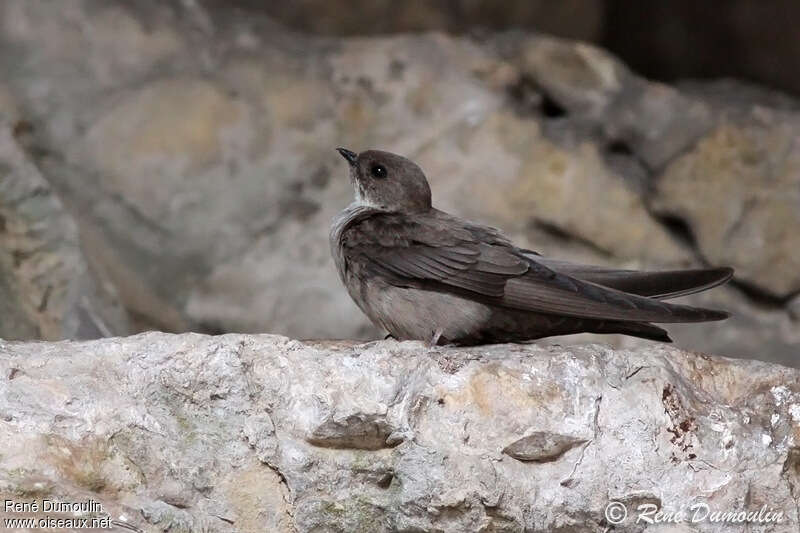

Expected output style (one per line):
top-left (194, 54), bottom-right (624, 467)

top-left (370, 164), bottom-right (387, 179)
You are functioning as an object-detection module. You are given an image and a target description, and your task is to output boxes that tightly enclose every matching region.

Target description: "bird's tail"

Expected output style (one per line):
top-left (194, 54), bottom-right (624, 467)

top-left (532, 259), bottom-right (734, 301)
top-left (589, 320), bottom-right (673, 342)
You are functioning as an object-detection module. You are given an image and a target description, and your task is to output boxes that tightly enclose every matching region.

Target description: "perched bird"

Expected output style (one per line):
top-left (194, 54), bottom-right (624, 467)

top-left (330, 148), bottom-right (733, 346)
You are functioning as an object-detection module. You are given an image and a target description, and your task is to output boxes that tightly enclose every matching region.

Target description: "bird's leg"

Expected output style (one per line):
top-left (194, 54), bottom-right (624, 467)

top-left (428, 328), bottom-right (443, 347)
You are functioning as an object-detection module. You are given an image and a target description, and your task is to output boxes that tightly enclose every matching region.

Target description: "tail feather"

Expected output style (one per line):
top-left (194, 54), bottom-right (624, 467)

top-left (592, 321), bottom-right (673, 343)
top-left (534, 258), bottom-right (734, 300)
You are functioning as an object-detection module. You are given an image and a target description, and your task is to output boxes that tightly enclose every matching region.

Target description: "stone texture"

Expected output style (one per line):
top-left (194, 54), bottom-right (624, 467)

top-left (502, 431), bottom-right (587, 463)
top-left (0, 0), bottom-right (797, 366)
top-left (0, 333), bottom-right (798, 532)
top-left (652, 93), bottom-right (800, 299)
top-left (0, 124), bottom-right (130, 340)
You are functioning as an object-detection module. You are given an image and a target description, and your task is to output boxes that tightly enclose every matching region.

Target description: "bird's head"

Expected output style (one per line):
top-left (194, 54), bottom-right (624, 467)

top-left (336, 148), bottom-right (432, 213)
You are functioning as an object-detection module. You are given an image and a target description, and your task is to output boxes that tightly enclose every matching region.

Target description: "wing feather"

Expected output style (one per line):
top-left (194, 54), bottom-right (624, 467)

top-left (533, 257), bottom-right (734, 300)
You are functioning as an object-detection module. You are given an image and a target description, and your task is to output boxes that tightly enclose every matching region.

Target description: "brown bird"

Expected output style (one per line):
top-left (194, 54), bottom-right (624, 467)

top-left (330, 148), bottom-right (733, 346)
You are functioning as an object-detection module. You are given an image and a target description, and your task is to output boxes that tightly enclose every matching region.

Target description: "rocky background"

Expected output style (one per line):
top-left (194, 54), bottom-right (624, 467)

top-left (0, 0), bottom-right (798, 367)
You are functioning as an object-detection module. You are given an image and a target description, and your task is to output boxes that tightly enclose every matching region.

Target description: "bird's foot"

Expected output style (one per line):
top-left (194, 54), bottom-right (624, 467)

top-left (384, 333), bottom-right (397, 340)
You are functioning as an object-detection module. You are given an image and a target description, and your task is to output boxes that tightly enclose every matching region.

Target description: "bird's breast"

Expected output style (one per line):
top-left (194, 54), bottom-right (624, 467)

top-left (365, 285), bottom-right (492, 342)
top-left (330, 204), bottom-right (369, 279)
top-left (329, 204), bottom-right (382, 311)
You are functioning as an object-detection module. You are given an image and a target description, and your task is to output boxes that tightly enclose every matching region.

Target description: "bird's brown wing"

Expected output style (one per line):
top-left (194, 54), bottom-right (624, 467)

top-left (343, 211), bottom-right (525, 297)
top-left (342, 212), bottom-right (729, 323)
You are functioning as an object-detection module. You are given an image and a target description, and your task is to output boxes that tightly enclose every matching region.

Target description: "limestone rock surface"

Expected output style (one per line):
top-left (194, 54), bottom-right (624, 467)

top-left (0, 333), bottom-right (798, 532)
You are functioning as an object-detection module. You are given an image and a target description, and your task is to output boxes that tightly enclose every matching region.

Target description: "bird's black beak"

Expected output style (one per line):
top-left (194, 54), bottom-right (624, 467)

top-left (336, 147), bottom-right (358, 166)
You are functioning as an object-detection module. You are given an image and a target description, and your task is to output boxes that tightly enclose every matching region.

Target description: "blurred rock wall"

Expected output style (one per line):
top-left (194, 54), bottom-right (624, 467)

top-left (225, 0), bottom-right (605, 41)
top-left (0, 0), bottom-right (797, 366)
top-left (233, 0), bottom-right (800, 96)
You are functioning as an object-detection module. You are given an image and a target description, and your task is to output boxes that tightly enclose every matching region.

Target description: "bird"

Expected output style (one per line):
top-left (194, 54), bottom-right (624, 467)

top-left (330, 148), bottom-right (733, 346)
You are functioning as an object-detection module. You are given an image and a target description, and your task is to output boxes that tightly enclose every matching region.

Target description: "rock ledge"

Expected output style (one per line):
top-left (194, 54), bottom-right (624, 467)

top-left (0, 333), bottom-right (798, 532)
